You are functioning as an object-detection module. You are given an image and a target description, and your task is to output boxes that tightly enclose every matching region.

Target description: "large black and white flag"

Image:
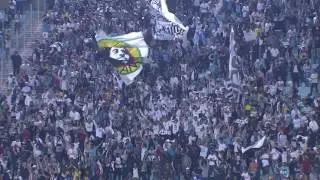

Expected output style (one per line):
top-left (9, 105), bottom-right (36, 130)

top-left (150, 0), bottom-right (189, 40)
top-left (241, 136), bottom-right (266, 153)
top-left (154, 21), bottom-right (187, 40)
top-left (224, 80), bottom-right (240, 100)
top-left (229, 28), bottom-right (241, 86)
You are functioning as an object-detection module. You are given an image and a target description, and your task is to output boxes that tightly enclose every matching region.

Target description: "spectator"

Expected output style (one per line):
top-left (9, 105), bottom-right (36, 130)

top-left (10, 51), bottom-right (22, 76)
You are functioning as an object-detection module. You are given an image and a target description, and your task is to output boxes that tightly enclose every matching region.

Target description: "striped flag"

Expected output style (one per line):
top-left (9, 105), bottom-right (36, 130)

top-left (228, 28), bottom-right (242, 101)
top-left (229, 28), bottom-right (241, 86)
top-left (224, 80), bottom-right (241, 100)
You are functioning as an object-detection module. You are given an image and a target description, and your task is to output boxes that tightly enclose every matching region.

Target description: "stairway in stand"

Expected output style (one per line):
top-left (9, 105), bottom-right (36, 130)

top-left (18, 12), bottom-right (43, 59)
top-left (0, 11), bottom-right (43, 90)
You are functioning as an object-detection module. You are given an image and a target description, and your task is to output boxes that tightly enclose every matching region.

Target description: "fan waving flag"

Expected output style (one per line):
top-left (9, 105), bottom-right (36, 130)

top-left (150, 0), bottom-right (189, 40)
top-left (95, 30), bottom-right (149, 85)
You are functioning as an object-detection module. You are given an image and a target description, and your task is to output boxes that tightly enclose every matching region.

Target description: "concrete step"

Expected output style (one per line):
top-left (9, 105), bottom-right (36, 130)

top-left (23, 31), bottom-right (42, 35)
top-left (1, 10), bottom-right (45, 88)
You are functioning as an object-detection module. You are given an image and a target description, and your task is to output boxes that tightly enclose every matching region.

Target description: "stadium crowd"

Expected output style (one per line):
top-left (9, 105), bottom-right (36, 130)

top-left (1, 0), bottom-right (320, 179)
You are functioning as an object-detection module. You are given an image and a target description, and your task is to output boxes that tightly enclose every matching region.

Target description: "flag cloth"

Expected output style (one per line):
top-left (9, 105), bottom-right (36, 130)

top-left (150, 0), bottom-right (189, 40)
top-left (154, 21), bottom-right (187, 40)
top-left (241, 136), bottom-right (266, 153)
top-left (229, 28), bottom-right (241, 85)
top-left (95, 30), bottom-right (149, 85)
top-left (50, 42), bottom-right (63, 53)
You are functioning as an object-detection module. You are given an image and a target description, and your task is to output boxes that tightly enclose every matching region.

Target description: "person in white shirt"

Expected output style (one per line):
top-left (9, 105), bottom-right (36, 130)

top-left (292, 115), bottom-right (303, 129)
top-left (69, 107), bottom-right (80, 123)
top-left (309, 119), bottom-right (319, 132)
top-left (61, 77), bottom-right (68, 91)
top-left (95, 125), bottom-right (105, 142)
top-left (24, 94), bottom-right (32, 106)
top-left (241, 171), bottom-right (251, 180)
top-left (277, 131), bottom-right (288, 148)
top-left (292, 61), bottom-right (300, 86)
top-left (242, 5), bottom-right (249, 18)
top-left (281, 149), bottom-right (288, 164)
top-left (170, 76), bottom-right (179, 89)
top-left (270, 148), bottom-right (280, 161)
top-left (67, 143), bottom-right (78, 160)
top-left (261, 153), bottom-right (270, 174)
top-left (207, 151), bottom-right (218, 178)
top-left (310, 69), bottom-right (319, 95)
top-left (133, 163), bottom-right (139, 179)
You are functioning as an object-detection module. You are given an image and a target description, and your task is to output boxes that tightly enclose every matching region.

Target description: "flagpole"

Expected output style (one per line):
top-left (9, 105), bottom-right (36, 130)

top-left (37, 0), bottom-right (39, 24)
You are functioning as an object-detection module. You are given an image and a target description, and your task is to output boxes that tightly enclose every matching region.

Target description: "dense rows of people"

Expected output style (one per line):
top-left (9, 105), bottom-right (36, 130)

top-left (1, 0), bottom-right (320, 179)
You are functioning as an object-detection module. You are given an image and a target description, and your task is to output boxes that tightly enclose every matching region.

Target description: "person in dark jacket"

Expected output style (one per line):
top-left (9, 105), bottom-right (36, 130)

top-left (11, 51), bottom-right (22, 76)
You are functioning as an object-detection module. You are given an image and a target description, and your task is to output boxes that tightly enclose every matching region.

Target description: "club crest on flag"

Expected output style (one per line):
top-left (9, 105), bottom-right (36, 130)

top-left (95, 31), bottom-right (148, 85)
top-left (97, 39), bottom-right (143, 76)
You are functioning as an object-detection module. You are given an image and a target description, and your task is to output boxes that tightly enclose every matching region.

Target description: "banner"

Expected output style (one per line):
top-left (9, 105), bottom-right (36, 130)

top-left (150, 0), bottom-right (189, 40)
top-left (241, 136), bottom-right (266, 153)
top-left (154, 21), bottom-right (187, 40)
top-left (95, 30), bottom-right (149, 85)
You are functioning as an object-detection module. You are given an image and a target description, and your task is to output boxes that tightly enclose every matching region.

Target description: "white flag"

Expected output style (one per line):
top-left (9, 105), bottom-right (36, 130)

top-left (50, 42), bottom-right (63, 53)
top-left (241, 136), bottom-right (266, 153)
top-left (95, 30), bottom-right (149, 85)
